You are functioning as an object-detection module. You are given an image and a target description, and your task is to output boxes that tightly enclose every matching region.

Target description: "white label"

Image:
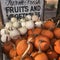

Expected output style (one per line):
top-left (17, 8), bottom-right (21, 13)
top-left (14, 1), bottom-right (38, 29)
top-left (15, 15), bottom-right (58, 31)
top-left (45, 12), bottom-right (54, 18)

top-left (1, 0), bottom-right (44, 23)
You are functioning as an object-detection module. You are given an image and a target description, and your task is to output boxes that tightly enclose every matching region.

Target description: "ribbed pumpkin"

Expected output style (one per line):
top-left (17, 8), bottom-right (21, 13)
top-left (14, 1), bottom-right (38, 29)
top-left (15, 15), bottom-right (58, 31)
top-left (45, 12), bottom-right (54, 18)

top-left (16, 40), bottom-right (33, 56)
top-left (41, 29), bottom-right (54, 39)
top-left (54, 28), bottom-right (60, 38)
top-left (34, 35), bottom-right (50, 51)
top-left (54, 40), bottom-right (60, 54)
top-left (43, 21), bottom-right (55, 30)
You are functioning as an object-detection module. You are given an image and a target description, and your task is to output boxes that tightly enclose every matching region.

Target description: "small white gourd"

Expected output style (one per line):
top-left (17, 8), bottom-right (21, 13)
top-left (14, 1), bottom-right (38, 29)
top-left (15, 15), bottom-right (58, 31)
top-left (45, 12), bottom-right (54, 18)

top-left (13, 21), bottom-right (20, 28)
top-left (1, 34), bottom-right (11, 43)
top-left (18, 27), bottom-right (27, 35)
top-left (10, 29), bottom-right (20, 39)
top-left (11, 17), bottom-right (17, 23)
top-left (25, 20), bottom-right (34, 29)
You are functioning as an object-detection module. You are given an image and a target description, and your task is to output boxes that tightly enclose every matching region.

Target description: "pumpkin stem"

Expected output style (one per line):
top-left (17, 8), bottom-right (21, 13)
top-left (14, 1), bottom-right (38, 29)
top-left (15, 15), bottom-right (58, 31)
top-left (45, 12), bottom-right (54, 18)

top-left (49, 45), bottom-right (53, 50)
top-left (38, 40), bottom-right (42, 53)
top-left (13, 44), bottom-right (16, 49)
top-left (56, 20), bottom-right (60, 27)
top-left (21, 38), bottom-right (32, 59)
top-left (48, 18), bottom-right (54, 22)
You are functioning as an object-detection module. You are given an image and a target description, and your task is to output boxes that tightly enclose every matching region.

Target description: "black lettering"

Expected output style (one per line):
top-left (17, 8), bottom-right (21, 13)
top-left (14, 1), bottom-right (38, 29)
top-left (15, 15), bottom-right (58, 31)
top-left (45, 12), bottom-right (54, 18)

top-left (5, 7), bottom-right (10, 13)
top-left (10, 7), bottom-right (14, 13)
top-left (25, 6), bottom-right (29, 12)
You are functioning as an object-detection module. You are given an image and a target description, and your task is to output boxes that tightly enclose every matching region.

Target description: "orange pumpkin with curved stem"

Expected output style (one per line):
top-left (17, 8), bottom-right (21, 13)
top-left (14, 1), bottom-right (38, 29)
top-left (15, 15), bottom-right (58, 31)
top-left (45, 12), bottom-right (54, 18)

top-left (41, 29), bottom-right (54, 39)
top-left (34, 35), bottom-right (50, 51)
top-left (16, 40), bottom-right (33, 56)
top-left (54, 40), bottom-right (60, 54)
top-left (54, 28), bottom-right (60, 38)
top-left (43, 20), bottom-right (55, 30)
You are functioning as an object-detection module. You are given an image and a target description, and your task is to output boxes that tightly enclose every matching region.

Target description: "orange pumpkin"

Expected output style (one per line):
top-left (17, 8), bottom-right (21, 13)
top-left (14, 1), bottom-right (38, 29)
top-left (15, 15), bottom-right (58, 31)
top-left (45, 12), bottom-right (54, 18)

top-left (54, 40), bottom-right (60, 54)
top-left (54, 28), bottom-right (60, 38)
top-left (9, 48), bottom-right (17, 58)
top-left (28, 28), bottom-right (42, 36)
top-left (16, 40), bottom-right (33, 56)
top-left (34, 53), bottom-right (48, 60)
top-left (28, 29), bottom-right (33, 36)
top-left (3, 41), bottom-right (13, 54)
top-left (34, 35), bottom-right (50, 51)
top-left (47, 50), bottom-right (58, 60)
top-left (43, 21), bottom-right (55, 30)
top-left (33, 28), bottom-right (42, 36)
top-left (41, 29), bottom-right (54, 39)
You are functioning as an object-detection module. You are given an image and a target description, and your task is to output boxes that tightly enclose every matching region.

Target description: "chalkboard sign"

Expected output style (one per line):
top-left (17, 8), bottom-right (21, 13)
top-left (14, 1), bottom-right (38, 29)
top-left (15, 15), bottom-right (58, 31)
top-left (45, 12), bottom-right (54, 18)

top-left (0, 0), bottom-right (44, 23)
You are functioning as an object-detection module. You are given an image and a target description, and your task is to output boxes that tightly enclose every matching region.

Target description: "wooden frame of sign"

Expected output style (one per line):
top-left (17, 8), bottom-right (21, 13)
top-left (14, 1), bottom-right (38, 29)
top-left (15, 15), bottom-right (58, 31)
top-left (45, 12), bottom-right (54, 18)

top-left (0, 0), bottom-right (45, 25)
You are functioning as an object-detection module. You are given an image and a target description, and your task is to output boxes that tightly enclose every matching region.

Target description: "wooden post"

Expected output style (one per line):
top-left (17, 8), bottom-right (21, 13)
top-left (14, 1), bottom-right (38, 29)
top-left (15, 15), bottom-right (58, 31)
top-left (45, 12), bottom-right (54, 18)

top-left (56, 0), bottom-right (60, 16)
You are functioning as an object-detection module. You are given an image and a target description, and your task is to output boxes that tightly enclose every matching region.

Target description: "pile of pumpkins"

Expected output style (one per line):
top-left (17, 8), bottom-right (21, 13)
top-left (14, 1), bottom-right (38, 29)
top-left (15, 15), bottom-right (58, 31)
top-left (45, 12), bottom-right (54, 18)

top-left (0, 14), bottom-right (60, 60)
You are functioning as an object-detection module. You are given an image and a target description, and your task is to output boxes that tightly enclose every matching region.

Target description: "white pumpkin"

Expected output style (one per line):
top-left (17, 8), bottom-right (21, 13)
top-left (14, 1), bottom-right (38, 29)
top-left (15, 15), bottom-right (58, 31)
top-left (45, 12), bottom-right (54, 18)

top-left (25, 15), bottom-right (31, 20)
top-left (0, 28), bottom-right (9, 35)
top-left (20, 18), bottom-right (26, 22)
top-left (1, 34), bottom-right (11, 43)
top-left (18, 27), bottom-right (27, 35)
top-left (35, 21), bottom-right (43, 27)
top-left (13, 21), bottom-right (20, 28)
top-left (32, 14), bottom-right (39, 21)
top-left (25, 20), bottom-right (34, 29)
top-left (11, 17), bottom-right (17, 23)
top-left (21, 21), bottom-right (26, 27)
top-left (10, 29), bottom-right (20, 39)
top-left (5, 22), bottom-right (13, 29)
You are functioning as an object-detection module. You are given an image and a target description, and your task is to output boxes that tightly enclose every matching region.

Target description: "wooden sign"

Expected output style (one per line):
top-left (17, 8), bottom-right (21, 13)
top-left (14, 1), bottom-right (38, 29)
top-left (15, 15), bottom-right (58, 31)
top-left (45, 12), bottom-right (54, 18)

top-left (0, 0), bottom-right (44, 23)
